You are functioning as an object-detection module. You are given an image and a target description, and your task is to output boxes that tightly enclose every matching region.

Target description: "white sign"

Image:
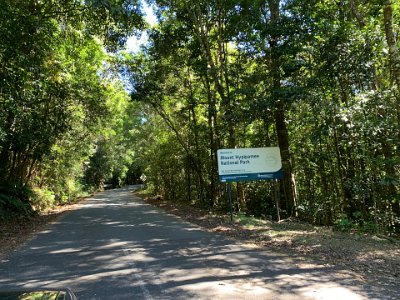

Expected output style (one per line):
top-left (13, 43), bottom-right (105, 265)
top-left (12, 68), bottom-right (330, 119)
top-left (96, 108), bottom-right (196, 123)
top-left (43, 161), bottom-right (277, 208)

top-left (217, 147), bottom-right (282, 182)
top-left (140, 174), bottom-right (147, 182)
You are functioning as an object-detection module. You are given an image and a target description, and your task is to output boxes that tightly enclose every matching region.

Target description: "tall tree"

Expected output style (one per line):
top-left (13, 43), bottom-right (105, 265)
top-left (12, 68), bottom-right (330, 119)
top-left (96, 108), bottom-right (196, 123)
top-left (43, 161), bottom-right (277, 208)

top-left (0, 0), bottom-right (144, 216)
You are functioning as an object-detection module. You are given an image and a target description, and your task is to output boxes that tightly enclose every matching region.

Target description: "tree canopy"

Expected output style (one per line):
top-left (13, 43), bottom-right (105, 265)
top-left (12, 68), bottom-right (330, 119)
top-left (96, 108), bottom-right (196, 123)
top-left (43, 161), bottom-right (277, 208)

top-left (0, 0), bottom-right (144, 217)
top-left (127, 0), bottom-right (399, 233)
top-left (1, 0), bottom-right (399, 234)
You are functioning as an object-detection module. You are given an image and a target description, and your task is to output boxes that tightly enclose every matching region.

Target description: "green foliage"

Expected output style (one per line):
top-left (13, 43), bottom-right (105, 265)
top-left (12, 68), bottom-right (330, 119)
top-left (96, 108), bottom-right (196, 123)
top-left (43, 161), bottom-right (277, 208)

top-left (1, 0), bottom-right (399, 235)
top-left (0, 0), bottom-right (143, 216)
top-left (84, 140), bottom-right (113, 188)
top-left (0, 194), bottom-right (31, 220)
top-left (83, 82), bottom-right (143, 189)
top-left (0, 183), bottom-right (34, 220)
top-left (31, 188), bottom-right (55, 212)
top-left (125, 161), bottom-right (143, 185)
top-left (241, 182), bottom-right (276, 219)
top-left (125, 0), bottom-right (399, 234)
top-left (334, 212), bottom-right (379, 234)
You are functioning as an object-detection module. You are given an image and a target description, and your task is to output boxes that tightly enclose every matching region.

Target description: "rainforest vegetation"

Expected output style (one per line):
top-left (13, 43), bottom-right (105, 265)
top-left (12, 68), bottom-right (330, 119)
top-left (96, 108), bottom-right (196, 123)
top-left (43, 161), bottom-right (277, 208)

top-left (0, 0), bottom-right (399, 234)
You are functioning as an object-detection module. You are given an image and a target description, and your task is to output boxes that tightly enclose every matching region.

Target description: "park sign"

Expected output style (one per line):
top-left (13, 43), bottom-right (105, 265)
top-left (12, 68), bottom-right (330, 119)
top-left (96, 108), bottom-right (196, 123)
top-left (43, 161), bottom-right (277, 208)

top-left (217, 147), bottom-right (283, 182)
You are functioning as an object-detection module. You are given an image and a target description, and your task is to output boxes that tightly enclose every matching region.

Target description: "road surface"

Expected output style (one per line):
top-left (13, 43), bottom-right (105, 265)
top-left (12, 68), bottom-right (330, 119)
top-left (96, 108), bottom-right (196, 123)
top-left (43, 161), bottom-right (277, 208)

top-left (0, 186), bottom-right (395, 299)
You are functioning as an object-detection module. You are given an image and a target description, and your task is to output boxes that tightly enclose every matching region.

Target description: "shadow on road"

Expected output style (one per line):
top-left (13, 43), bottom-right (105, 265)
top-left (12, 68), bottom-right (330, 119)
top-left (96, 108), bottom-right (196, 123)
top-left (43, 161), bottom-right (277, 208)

top-left (0, 186), bottom-right (395, 299)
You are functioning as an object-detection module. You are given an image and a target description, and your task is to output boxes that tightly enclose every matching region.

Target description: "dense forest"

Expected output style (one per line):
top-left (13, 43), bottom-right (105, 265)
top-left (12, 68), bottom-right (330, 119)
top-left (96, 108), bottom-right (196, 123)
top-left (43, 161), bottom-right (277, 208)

top-left (0, 0), bottom-right (145, 218)
top-left (0, 0), bottom-right (399, 234)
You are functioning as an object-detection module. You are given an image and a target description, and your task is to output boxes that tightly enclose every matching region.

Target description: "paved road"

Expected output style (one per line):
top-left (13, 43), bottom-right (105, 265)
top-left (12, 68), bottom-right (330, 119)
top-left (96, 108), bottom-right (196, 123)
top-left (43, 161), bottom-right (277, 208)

top-left (0, 186), bottom-right (395, 299)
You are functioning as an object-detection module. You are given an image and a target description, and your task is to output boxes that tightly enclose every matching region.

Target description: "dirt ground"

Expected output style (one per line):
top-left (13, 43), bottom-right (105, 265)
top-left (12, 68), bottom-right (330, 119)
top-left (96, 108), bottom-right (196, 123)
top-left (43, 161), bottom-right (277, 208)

top-left (142, 195), bottom-right (400, 289)
top-left (0, 204), bottom-right (78, 261)
top-left (1, 192), bottom-right (399, 291)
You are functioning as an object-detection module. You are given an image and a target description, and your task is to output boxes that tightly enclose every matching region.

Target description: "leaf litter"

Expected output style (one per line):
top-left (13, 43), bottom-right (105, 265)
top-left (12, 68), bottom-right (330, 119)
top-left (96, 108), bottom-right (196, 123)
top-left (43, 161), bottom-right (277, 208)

top-left (143, 195), bottom-right (400, 290)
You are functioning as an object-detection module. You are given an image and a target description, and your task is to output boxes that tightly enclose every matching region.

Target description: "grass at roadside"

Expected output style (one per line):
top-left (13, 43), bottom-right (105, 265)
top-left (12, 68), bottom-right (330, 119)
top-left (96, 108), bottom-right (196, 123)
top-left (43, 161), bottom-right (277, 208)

top-left (232, 212), bottom-right (399, 277)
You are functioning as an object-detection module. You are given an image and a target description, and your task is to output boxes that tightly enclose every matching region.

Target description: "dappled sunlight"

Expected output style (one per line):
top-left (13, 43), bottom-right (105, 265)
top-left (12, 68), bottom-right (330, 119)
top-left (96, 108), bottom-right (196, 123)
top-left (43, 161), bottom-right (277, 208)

top-left (0, 187), bottom-right (394, 299)
top-left (63, 268), bottom-right (136, 284)
top-left (49, 248), bottom-right (83, 254)
top-left (84, 240), bottom-right (131, 251)
top-left (301, 286), bottom-right (365, 300)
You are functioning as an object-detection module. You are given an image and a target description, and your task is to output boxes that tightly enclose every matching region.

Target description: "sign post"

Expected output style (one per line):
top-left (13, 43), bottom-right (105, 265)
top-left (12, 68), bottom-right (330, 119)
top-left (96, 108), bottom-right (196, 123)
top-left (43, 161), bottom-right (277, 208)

top-left (228, 183), bottom-right (233, 222)
top-left (217, 147), bottom-right (283, 222)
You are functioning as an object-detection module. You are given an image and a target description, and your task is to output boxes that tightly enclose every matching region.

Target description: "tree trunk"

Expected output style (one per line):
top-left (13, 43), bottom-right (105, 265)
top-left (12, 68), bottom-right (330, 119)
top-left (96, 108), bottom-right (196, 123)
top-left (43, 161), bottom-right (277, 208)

top-left (192, 3), bottom-right (234, 206)
top-left (383, 1), bottom-right (400, 97)
top-left (383, 0), bottom-right (400, 155)
top-left (267, 0), bottom-right (297, 217)
top-left (382, 1), bottom-right (400, 218)
top-left (188, 81), bottom-right (205, 204)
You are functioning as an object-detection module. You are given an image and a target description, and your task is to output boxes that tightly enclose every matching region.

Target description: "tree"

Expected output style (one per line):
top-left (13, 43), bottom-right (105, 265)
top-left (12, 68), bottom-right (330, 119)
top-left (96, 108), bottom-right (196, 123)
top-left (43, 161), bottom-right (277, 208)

top-left (0, 0), bottom-right (144, 216)
top-left (130, 0), bottom-right (399, 232)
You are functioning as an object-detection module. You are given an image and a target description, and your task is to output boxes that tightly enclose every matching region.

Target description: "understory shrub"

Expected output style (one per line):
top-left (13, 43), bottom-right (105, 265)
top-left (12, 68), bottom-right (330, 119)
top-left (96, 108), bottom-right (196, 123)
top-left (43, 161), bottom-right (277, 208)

top-left (0, 183), bottom-right (34, 220)
top-left (31, 188), bottom-right (55, 211)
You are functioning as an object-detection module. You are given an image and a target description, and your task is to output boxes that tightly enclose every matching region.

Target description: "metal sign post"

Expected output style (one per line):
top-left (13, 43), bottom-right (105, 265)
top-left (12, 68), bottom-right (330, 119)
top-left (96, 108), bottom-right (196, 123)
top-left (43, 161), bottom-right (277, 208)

top-left (228, 183), bottom-right (233, 222)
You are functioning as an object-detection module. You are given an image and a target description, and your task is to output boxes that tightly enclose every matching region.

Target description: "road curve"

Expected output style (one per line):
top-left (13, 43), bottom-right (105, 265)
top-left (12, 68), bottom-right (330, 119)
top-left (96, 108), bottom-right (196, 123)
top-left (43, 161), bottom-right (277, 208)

top-left (0, 186), bottom-right (395, 299)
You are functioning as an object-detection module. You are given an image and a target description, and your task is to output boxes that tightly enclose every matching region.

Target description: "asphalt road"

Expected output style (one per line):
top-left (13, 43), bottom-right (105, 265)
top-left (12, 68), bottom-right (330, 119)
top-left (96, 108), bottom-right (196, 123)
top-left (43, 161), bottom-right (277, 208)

top-left (0, 186), bottom-right (395, 299)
